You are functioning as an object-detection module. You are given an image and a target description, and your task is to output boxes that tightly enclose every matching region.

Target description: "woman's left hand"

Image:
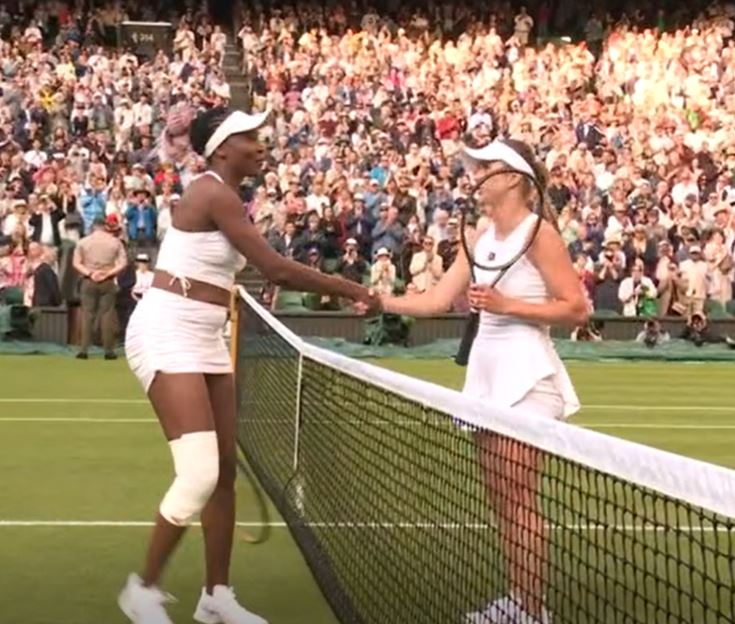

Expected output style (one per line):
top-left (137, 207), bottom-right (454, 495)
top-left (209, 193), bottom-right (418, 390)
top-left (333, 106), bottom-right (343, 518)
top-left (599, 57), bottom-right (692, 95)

top-left (467, 284), bottom-right (511, 315)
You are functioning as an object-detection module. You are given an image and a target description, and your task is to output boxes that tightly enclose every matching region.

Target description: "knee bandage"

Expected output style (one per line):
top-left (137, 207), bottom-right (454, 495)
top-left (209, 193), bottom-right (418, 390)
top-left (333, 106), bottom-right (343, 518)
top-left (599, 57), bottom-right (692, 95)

top-left (159, 431), bottom-right (219, 526)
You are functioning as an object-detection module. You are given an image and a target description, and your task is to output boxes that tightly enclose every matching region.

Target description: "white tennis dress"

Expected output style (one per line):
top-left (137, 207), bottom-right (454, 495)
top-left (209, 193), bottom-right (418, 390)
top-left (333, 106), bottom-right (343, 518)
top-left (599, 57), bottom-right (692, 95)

top-left (462, 214), bottom-right (579, 420)
top-left (125, 171), bottom-right (246, 392)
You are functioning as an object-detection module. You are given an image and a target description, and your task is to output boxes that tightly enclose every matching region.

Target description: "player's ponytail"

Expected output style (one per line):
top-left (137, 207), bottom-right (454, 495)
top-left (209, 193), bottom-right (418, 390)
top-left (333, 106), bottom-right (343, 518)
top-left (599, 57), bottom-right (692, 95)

top-left (502, 138), bottom-right (559, 231)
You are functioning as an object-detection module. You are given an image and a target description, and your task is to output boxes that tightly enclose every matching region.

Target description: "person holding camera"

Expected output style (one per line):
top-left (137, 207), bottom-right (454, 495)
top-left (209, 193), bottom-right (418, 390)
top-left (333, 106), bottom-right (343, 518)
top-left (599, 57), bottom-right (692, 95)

top-left (618, 263), bottom-right (657, 317)
top-left (594, 236), bottom-right (625, 312)
top-left (570, 320), bottom-right (603, 342)
top-left (437, 217), bottom-right (461, 270)
top-left (337, 238), bottom-right (368, 284)
top-left (636, 319), bottom-right (670, 348)
top-left (80, 175), bottom-right (108, 234)
top-left (681, 312), bottom-right (724, 347)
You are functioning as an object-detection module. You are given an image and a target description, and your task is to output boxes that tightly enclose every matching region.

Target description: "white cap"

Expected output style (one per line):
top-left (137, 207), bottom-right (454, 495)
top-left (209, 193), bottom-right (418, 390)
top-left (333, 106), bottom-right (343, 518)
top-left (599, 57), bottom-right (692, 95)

top-left (376, 247), bottom-right (390, 257)
top-left (690, 245), bottom-right (702, 254)
top-left (204, 109), bottom-right (270, 158)
top-left (345, 238), bottom-right (358, 246)
top-left (462, 141), bottom-right (536, 179)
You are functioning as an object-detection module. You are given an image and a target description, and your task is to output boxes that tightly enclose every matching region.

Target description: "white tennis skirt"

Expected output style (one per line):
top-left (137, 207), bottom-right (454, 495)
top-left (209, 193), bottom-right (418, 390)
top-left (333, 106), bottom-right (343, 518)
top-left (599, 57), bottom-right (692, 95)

top-left (125, 288), bottom-right (232, 393)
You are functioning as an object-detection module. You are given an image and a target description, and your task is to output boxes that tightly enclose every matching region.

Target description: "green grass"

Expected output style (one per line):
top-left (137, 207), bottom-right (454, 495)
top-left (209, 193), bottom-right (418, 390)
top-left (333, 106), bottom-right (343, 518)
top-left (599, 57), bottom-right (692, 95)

top-left (1, 356), bottom-right (735, 623)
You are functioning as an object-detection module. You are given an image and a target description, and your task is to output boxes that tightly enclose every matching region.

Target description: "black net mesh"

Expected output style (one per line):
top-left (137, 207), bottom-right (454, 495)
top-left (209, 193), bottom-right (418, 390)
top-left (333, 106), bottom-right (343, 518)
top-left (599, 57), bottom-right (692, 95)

top-left (235, 297), bottom-right (735, 624)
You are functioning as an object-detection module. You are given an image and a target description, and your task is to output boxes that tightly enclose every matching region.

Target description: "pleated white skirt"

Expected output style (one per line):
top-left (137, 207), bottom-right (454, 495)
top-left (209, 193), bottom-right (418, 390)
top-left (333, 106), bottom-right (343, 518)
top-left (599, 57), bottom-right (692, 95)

top-left (125, 288), bottom-right (232, 393)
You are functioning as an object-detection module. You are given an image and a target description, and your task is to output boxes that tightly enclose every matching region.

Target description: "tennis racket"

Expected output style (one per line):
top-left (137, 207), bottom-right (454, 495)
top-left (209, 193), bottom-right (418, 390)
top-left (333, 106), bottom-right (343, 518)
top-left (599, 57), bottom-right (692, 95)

top-left (454, 167), bottom-right (546, 366)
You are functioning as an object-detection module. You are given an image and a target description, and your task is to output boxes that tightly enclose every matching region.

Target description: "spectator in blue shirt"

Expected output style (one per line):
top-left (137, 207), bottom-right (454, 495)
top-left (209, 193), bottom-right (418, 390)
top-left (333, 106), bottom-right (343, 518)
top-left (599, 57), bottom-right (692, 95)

top-left (125, 189), bottom-right (157, 246)
top-left (364, 178), bottom-right (386, 219)
top-left (79, 175), bottom-right (108, 233)
top-left (369, 154), bottom-right (391, 187)
top-left (371, 205), bottom-right (404, 259)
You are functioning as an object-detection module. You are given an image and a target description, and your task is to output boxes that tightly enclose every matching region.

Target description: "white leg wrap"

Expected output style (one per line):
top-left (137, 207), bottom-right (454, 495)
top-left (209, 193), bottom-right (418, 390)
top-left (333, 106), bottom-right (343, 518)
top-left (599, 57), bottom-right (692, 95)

top-left (159, 431), bottom-right (220, 526)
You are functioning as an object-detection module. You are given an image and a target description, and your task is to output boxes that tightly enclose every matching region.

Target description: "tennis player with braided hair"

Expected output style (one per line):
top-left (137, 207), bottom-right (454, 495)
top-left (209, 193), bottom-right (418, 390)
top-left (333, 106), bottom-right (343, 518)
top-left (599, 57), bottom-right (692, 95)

top-left (380, 139), bottom-right (587, 624)
top-left (120, 107), bottom-right (380, 624)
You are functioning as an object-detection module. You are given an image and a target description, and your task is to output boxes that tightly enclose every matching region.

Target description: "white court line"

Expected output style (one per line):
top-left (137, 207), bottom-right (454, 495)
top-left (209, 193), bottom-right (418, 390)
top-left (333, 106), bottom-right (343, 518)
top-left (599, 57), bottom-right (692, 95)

top-left (0, 398), bottom-right (148, 404)
top-left (0, 520), bottom-right (732, 532)
top-left (0, 417), bottom-right (154, 423)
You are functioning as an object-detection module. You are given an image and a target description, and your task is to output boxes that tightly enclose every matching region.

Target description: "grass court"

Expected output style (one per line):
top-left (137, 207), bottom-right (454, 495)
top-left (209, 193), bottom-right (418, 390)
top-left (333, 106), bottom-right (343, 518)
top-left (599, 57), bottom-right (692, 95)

top-left (1, 355), bottom-right (734, 623)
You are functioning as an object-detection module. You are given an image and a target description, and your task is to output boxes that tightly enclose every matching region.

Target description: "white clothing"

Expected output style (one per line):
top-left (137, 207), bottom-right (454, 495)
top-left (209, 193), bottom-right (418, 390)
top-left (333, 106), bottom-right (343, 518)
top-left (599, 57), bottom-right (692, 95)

top-left (680, 258), bottom-right (709, 298)
top-left (617, 276), bottom-right (657, 317)
top-left (157, 206), bottom-right (172, 242)
top-left (462, 214), bottom-right (579, 419)
top-left (132, 269), bottom-right (154, 299)
top-left (39, 212), bottom-right (54, 246)
top-left (306, 193), bottom-right (330, 216)
top-left (125, 171), bottom-right (245, 392)
top-left (409, 251), bottom-right (443, 292)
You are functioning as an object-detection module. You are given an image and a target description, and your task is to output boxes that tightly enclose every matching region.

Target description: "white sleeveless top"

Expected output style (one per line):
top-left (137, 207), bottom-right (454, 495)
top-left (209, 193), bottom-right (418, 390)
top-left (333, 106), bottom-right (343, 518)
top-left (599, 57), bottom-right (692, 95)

top-left (155, 171), bottom-right (246, 291)
top-left (462, 213), bottom-right (580, 419)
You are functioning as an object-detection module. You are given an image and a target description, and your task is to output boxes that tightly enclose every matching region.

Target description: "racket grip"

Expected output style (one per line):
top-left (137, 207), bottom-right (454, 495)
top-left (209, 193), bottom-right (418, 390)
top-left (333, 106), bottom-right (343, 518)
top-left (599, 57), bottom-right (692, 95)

top-left (455, 311), bottom-right (480, 367)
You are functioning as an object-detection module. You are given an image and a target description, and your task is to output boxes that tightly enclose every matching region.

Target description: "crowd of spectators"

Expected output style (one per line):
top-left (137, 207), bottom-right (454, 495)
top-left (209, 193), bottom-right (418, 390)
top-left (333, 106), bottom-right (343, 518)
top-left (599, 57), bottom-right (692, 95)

top-left (2, 0), bottom-right (735, 338)
top-left (238, 0), bottom-right (735, 320)
top-left (0, 0), bottom-right (231, 313)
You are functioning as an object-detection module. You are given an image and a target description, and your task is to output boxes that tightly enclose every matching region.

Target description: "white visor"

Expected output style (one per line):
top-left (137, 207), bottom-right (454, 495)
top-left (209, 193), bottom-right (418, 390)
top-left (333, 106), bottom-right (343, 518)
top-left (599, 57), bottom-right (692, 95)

top-left (204, 109), bottom-right (270, 158)
top-left (462, 141), bottom-right (536, 180)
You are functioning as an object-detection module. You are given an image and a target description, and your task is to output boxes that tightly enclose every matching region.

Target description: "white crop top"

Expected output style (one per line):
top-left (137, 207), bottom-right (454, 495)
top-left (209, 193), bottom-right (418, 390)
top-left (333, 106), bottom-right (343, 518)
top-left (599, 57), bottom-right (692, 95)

top-left (155, 171), bottom-right (246, 291)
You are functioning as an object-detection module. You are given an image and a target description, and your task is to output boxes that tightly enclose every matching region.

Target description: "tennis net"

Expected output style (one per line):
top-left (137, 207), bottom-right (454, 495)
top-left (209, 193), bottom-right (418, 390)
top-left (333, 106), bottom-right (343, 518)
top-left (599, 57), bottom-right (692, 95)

top-left (232, 287), bottom-right (735, 624)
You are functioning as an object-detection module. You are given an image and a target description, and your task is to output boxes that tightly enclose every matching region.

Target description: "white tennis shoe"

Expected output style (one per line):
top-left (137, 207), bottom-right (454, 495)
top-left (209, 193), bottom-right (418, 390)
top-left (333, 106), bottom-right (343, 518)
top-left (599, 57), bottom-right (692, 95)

top-left (466, 594), bottom-right (552, 624)
top-left (118, 573), bottom-right (176, 624)
top-left (193, 586), bottom-right (268, 624)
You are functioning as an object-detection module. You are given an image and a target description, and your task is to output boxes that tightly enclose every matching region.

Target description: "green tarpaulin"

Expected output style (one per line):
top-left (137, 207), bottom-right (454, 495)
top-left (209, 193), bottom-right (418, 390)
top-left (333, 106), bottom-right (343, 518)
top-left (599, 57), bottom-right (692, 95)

top-left (2, 338), bottom-right (734, 362)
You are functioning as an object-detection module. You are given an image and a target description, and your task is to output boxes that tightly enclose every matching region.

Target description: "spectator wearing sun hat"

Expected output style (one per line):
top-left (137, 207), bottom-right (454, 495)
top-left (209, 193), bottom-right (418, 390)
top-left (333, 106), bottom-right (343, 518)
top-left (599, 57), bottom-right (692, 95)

top-left (370, 247), bottom-right (397, 297)
top-left (124, 189), bottom-right (156, 248)
top-left (132, 253), bottom-right (154, 301)
top-left (2, 199), bottom-right (29, 237)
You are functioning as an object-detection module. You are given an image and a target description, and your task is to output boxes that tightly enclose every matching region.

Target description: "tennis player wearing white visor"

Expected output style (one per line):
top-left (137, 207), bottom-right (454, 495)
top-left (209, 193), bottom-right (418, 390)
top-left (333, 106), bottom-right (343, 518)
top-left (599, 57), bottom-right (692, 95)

top-left (120, 106), bottom-right (379, 624)
top-left (379, 138), bottom-right (586, 624)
